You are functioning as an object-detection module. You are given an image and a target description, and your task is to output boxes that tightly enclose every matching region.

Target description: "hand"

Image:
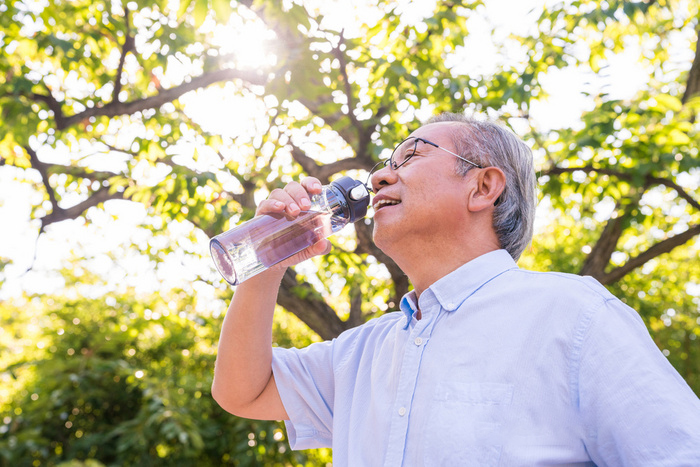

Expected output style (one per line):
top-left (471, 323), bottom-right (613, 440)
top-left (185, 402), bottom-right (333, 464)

top-left (255, 177), bottom-right (332, 269)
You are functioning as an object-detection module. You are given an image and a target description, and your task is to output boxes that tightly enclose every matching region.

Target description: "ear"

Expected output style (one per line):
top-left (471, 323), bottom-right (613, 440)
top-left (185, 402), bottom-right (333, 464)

top-left (467, 167), bottom-right (506, 212)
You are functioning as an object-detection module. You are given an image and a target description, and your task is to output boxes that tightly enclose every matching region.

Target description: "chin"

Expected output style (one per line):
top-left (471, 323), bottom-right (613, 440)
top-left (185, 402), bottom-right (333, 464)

top-left (371, 224), bottom-right (388, 251)
top-left (371, 223), bottom-right (398, 254)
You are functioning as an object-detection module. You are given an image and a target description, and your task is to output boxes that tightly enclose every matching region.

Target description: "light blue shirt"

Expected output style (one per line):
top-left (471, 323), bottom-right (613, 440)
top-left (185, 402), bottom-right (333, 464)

top-left (271, 250), bottom-right (700, 466)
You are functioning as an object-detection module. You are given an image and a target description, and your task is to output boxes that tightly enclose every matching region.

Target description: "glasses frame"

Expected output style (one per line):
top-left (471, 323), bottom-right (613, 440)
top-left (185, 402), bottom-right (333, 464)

top-left (385, 136), bottom-right (483, 171)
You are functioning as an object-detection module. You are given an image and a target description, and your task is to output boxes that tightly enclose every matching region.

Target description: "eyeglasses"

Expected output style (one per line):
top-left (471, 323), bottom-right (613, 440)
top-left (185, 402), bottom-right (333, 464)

top-left (384, 136), bottom-right (483, 171)
top-left (364, 136), bottom-right (485, 193)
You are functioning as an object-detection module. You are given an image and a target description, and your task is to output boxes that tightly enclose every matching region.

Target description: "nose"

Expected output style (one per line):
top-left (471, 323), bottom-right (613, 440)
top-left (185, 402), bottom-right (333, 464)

top-left (369, 162), bottom-right (396, 193)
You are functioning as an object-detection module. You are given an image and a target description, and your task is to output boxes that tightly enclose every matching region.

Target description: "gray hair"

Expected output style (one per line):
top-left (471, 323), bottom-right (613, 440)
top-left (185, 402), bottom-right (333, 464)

top-left (427, 113), bottom-right (537, 261)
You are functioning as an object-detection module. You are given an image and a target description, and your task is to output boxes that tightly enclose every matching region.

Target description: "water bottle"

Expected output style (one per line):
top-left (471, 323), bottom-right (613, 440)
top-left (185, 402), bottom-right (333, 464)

top-left (210, 176), bottom-right (370, 285)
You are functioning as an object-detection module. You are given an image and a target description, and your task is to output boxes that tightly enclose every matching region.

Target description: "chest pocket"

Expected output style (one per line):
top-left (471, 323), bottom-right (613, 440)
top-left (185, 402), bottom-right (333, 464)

top-left (424, 382), bottom-right (513, 467)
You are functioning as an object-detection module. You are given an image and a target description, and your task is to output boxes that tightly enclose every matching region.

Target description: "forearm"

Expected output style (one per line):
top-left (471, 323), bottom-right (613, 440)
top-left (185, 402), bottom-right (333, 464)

top-left (212, 267), bottom-right (286, 415)
top-left (211, 177), bottom-right (326, 419)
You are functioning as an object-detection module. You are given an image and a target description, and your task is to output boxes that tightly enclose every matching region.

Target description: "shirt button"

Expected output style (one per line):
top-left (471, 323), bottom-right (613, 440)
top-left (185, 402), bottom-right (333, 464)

top-left (398, 407), bottom-right (407, 416)
top-left (414, 337), bottom-right (423, 346)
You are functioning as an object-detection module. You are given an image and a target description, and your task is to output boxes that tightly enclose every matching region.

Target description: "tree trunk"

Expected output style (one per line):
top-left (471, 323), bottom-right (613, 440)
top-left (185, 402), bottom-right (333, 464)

top-left (682, 26), bottom-right (700, 104)
top-left (277, 269), bottom-right (349, 340)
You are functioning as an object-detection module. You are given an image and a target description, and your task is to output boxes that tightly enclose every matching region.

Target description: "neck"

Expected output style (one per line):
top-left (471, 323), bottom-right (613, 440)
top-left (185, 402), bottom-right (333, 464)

top-left (391, 233), bottom-right (500, 298)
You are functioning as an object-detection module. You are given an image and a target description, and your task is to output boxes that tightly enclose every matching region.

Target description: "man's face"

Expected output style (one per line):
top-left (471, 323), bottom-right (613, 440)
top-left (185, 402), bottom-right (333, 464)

top-left (370, 122), bottom-right (476, 252)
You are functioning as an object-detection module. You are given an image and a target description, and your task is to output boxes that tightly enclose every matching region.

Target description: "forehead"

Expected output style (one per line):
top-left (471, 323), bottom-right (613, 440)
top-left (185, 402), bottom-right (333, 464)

top-left (407, 122), bottom-right (461, 150)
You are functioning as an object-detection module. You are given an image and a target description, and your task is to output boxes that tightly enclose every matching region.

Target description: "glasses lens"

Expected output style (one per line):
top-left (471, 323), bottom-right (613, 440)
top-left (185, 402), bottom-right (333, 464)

top-left (391, 138), bottom-right (419, 169)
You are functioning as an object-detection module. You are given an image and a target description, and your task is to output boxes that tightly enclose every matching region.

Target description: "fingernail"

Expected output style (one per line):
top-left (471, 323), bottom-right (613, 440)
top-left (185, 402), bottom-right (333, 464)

top-left (300, 198), bottom-right (311, 209)
top-left (290, 202), bottom-right (300, 212)
top-left (273, 201), bottom-right (285, 208)
top-left (313, 182), bottom-right (322, 191)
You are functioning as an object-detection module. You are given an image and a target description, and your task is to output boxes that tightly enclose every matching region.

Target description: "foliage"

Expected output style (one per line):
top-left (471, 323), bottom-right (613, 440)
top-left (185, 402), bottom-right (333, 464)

top-left (0, 271), bottom-right (330, 466)
top-left (1, 0), bottom-right (698, 331)
top-left (1, 0), bottom-right (699, 461)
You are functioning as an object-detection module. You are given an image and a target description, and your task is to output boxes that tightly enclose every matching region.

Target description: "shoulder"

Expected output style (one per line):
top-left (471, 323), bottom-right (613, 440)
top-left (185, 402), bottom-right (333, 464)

top-left (492, 268), bottom-right (635, 349)
top-left (502, 267), bottom-right (618, 305)
top-left (334, 310), bottom-right (406, 349)
top-left (321, 310), bottom-right (405, 370)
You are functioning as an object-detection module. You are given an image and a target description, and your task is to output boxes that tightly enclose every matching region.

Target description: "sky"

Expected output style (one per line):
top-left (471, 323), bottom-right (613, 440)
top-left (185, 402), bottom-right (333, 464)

top-left (0, 0), bottom-right (694, 301)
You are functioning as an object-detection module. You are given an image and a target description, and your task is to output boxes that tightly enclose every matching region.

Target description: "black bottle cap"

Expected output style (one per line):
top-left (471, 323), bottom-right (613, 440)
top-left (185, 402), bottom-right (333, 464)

top-left (331, 176), bottom-right (370, 222)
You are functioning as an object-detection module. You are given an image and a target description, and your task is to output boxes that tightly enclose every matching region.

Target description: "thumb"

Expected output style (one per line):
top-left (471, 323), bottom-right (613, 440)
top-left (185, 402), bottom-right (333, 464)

top-left (310, 239), bottom-right (332, 256)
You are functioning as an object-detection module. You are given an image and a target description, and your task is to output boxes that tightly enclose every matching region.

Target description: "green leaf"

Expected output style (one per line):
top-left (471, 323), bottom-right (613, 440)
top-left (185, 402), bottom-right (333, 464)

top-left (652, 94), bottom-right (682, 113)
top-left (287, 3), bottom-right (311, 31)
top-left (211, 0), bottom-right (232, 21)
top-left (193, 0), bottom-right (209, 27)
top-left (177, 0), bottom-right (194, 17)
top-left (667, 128), bottom-right (691, 146)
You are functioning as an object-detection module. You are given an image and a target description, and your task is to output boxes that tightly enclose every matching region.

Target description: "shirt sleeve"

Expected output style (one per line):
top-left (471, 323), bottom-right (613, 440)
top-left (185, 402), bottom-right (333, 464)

top-left (577, 296), bottom-right (700, 466)
top-left (271, 340), bottom-right (336, 450)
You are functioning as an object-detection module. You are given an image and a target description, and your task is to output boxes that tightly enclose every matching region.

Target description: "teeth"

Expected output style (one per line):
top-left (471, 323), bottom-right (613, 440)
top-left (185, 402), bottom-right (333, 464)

top-left (374, 199), bottom-right (400, 209)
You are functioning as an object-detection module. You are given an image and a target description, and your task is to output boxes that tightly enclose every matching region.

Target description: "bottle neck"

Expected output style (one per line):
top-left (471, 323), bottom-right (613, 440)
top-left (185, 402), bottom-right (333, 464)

top-left (311, 185), bottom-right (350, 224)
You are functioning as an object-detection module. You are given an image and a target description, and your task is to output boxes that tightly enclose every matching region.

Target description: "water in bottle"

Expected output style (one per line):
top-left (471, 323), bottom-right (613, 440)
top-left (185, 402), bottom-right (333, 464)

top-left (210, 176), bottom-right (370, 285)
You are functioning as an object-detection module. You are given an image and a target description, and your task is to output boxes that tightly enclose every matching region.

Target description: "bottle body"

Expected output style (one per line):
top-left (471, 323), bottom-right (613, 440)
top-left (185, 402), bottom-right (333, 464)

top-left (210, 179), bottom-right (368, 285)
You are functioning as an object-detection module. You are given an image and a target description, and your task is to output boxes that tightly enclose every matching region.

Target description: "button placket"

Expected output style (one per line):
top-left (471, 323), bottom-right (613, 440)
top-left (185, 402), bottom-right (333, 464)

top-left (384, 307), bottom-right (435, 465)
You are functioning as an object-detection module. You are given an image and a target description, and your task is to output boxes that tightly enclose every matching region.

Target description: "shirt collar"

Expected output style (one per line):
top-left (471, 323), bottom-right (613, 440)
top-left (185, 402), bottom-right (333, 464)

top-left (400, 249), bottom-right (517, 320)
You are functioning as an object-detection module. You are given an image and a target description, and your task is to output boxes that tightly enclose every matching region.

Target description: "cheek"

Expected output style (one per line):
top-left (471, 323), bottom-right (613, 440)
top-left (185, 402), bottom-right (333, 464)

top-left (399, 164), bottom-right (469, 209)
top-left (416, 184), bottom-right (469, 219)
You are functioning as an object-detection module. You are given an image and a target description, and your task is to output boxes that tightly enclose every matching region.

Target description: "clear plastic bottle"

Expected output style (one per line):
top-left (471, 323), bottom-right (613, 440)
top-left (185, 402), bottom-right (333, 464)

top-left (210, 176), bottom-right (370, 285)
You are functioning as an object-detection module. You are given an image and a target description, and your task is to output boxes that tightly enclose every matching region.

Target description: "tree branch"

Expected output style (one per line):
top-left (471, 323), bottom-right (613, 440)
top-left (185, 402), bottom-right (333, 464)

top-left (333, 31), bottom-right (360, 130)
top-left (331, 33), bottom-right (379, 164)
top-left (277, 268), bottom-right (348, 339)
top-left (296, 95), bottom-right (359, 148)
top-left (227, 174), bottom-right (256, 211)
top-left (31, 90), bottom-right (67, 129)
top-left (579, 209), bottom-right (628, 279)
top-left (544, 165), bottom-right (700, 211)
top-left (29, 145), bottom-right (120, 183)
top-left (100, 140), bottom-right (138, 158)
top-left (25, 146), bottom-right (59, 211)
top-left (36, 68), bottom-right (268, 131)
top-left (599, 223), bottom-right (700, 284)
top-left (24, 146), bottom-right (127, 230)
top-left (682, 25), bottom-right (700, 105)
top-left (525, 116), bottom-right (557, 166)
top-left (347, 283), bottom-right (364, 328)
top-left (289, 144), bottom-right (372, 184)
top-left (580, 184), bottom-right (645, 281)
top-left (113, 5), bottom-right (135, 103)
top-left (40, 186), bottom-right (126, 229)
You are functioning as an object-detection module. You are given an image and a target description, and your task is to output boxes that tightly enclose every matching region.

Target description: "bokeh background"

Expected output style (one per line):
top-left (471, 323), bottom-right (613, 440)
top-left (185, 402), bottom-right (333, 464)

top-left (1, 0), bottom-right (699, 465)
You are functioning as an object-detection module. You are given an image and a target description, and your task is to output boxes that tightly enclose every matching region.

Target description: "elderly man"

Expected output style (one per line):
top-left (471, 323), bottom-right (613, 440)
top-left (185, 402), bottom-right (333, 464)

top-left (212, 113), bottom-right (700, 466)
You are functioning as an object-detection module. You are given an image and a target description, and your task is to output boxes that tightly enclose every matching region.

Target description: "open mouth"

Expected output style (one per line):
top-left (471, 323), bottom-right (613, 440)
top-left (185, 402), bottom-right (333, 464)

top-left (373, 199), bottom-right (401, 211)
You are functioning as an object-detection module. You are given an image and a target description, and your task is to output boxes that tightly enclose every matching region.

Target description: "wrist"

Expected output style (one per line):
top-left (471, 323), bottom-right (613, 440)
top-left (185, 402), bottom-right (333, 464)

top-left (241, 265), bottom-right (286, 287)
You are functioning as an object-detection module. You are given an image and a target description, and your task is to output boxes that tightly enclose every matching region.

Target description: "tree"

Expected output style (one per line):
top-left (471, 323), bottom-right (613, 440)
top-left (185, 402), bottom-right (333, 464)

top-left (1, 0), bottom-right (699, 463)
top-left (523, 0), bottom-right (700, 284)
top-left (0, 268), bottom-right (331, 465)
top-left (1, 0), bottom-right (698, 378)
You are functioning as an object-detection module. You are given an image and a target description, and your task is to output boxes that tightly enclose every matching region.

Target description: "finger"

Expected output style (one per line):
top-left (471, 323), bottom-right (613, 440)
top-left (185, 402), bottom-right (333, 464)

top-left (257, 188), bottom-right (294, 216)
top-left (300, 177), bottom-right (323, 195)
top-left (310, 239), bottom-right (332, 256)
top-left (283, 181), bottom-right (312, 212)
top-left (301, 239), bottom-right (332, 260)
top-left (275, 186), bottom-right (309, 216)
top-left (255, 199), bottom-right (286, 216)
